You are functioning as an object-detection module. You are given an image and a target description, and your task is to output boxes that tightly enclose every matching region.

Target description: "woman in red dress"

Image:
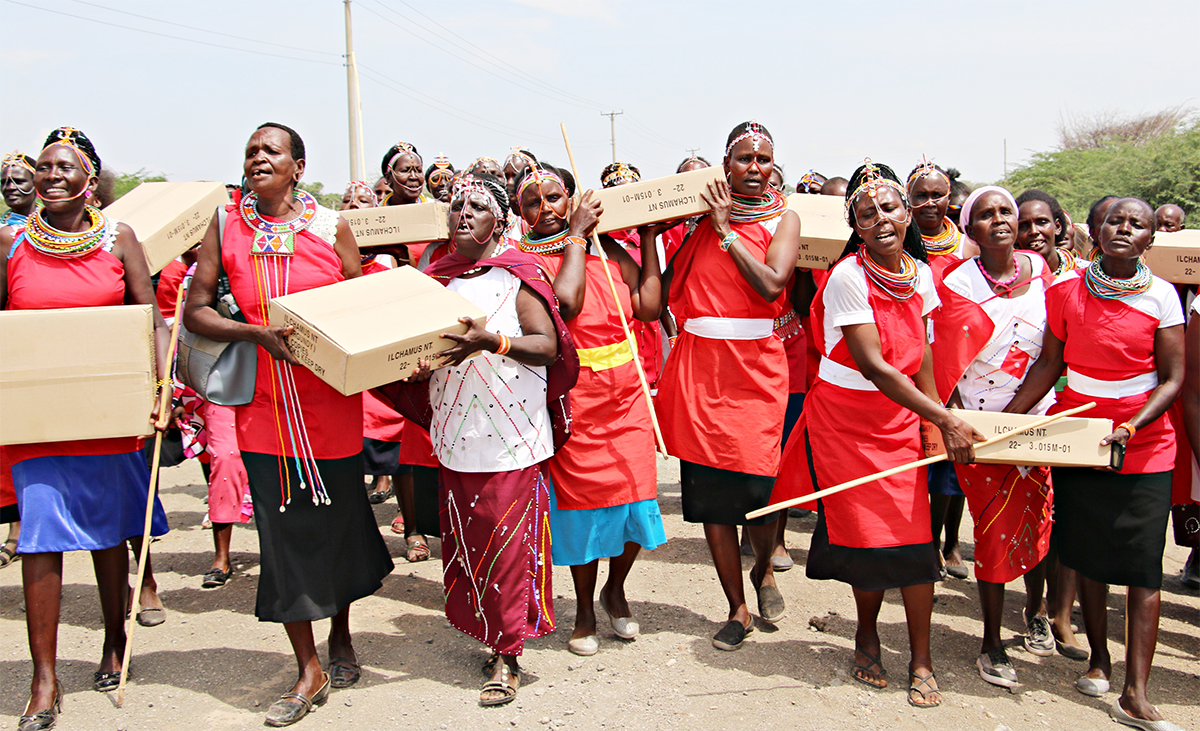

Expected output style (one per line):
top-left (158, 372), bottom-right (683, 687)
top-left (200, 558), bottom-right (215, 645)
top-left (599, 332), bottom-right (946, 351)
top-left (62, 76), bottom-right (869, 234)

top-left (185, 124), bottom-right (393, 727)
top-left (656, 121), bottom-right (801, 651)
top-left (1004, 198), bottom-right (1185, 731)
top-left (0, 128), bottom-right (172, 730)
top-left (772, 161), bottom-right (981, 709)
top-left (515, 162), bottom-right (667, 656)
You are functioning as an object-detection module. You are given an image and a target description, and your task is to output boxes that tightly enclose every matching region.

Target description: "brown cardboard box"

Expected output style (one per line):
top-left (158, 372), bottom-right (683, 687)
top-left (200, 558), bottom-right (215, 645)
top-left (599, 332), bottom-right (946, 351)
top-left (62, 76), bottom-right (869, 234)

top-left (922, 408), bottom-right (1113, 468)
top-left (0, 305), bottom-right (156, 445)
top-left (788, 194), bottom-right (851, 269)
top-left (267, 266), bottom-right (486, 396)
top-left (103, 181), bottom-right (228, 274)
top-left (1142, 229), bottom-right (1200, 285)
top-left (340, 201), bottom-right (450, 249)
top-left (594, 167), bottom-right (723, 234)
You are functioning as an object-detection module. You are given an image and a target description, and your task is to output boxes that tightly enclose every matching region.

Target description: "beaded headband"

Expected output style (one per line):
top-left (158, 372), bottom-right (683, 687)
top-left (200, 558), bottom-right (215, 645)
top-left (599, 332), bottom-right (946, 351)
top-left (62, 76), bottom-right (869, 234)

top-left (452, 175), bottom-right (507, 224)
top-left (798, 170), bottom-right (824, 193)
top-left (906, 155), bottom-right (949, 189)
top-left (386, 141), bottom-right (421, 172)
top-left (2, 150), bottom-right (35, 174)
top-left (343, 180), bottom-right (379, 207)
top-left (518, 165), bottom-right (567, 208)
top-left (505, 148), bottom-right (535, 169)
top-left (601, 161), bottom-right (640, 188)
top-left (433, 154), bottom-right (451, 170)
top-left (844, 159), bottom-right (908, 222)
top-left (725, 119), bottom-right (773, 158)
top-left (428, 154), bottom-right (454, 186)
top-left (43, 127), bottom-right (97, 177)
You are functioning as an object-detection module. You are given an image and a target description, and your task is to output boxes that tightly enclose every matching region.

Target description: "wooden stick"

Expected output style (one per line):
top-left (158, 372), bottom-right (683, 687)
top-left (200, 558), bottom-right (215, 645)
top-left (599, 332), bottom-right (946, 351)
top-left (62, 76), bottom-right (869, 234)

top-left (117, 284), bottom-right (187, 707)
top-left (745, 402), bottom-right (1098, 520)
top-left (559, 122), bottom-right (668, 456)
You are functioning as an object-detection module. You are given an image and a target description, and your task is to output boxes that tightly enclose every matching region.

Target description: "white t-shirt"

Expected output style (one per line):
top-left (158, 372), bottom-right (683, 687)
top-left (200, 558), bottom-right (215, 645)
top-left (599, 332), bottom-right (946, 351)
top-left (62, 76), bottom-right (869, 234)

top-left (1055, 269), bottom-right (1185, 329)
top-left (821, 256), bottom-right (940, 357)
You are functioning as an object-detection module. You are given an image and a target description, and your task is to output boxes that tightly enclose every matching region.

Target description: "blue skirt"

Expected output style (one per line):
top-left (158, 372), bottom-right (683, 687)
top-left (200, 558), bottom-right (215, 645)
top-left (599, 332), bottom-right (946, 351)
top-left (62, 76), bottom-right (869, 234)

top-left (548, 481), bottom-right (666, 566)
top-left (13, 451), bottom-right (168, 553)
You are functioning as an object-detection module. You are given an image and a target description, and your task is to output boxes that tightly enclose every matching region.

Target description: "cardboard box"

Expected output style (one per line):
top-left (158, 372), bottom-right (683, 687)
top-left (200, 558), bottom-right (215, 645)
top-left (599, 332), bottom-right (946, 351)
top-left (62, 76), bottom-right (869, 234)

top-left (922, 408), bottom-right (1113, 468)
top-left (340, 201), bottom-right (450, 249)
top-left (788, 193), bottom-right (852, 269)
top-left (0, 305), bottom-right (156, 445)
top-left (1142, 228), bottom-right (1200, 285)
top-left (268, 266), bottom-right (487, 396)
top-left (103, 181), bottom-right (228, 274)
top-left (594, 167), bottom-right (723, 234)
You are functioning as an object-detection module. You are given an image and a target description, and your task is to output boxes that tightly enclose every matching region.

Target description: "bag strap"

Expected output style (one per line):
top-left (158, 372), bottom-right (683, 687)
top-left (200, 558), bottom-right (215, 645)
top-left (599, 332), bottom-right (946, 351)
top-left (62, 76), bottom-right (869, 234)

top-left (215, 205), bottom-right (227, 274)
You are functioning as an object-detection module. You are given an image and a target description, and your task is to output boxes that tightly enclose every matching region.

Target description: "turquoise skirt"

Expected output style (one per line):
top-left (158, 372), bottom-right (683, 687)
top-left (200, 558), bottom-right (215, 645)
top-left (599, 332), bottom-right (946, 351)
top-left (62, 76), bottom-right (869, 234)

top-left (548, 480), bottom-right (666, 566)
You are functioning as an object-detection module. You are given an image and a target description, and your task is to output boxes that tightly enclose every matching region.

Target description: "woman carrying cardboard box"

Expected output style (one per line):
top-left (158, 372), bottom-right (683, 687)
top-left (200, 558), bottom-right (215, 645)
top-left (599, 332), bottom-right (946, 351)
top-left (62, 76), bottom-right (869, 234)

top-left (184, 123), bottom-right (393, 728)
top-left (0, 128), bottom-right (172, 731)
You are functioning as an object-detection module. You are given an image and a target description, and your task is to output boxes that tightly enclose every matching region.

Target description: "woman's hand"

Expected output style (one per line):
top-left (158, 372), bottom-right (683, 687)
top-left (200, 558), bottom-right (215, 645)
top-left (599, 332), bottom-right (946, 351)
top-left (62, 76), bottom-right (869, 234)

top-left (1100, 425), bottom-right (1132, 448)
top-left (701, 179), bottom-right (733, 239)
top-left (637, 220), bottom-right (678, 240)
top-left (405, 358), bottom-right (433, 383)
top-left (938, 414), bottom-right (984, 464)
top-left (257, 324), bottom-right (300, 364)
top-left (568, 190), bottom-right (603, 240)
top-left (437, 316), bottom-right (499, 367)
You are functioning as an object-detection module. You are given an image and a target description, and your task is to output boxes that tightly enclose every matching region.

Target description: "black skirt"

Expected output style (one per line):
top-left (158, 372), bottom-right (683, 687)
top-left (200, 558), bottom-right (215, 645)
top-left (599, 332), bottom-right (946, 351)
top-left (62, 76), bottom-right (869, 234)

top-left (680, 461), bottom-right (779, 526)
top-left (243, 451), bottom-right (394, 623)
top-left (362, 437), bottom-right (403, 477)
top-left (1052, 468), bottom-right (1171, 589)
top-left (411, 465), bottom-right (441, 537)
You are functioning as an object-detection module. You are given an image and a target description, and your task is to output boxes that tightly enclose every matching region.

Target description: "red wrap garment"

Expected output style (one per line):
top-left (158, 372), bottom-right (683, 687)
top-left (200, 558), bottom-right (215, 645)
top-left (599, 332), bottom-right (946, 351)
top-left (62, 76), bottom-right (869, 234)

top-left (772, 257), bottom-right (933, 548)
top-left (655, 217), bottom-right (789, 477)
top-left (155, 258), bottom-right (188, 322)
top-left (221, 212), bottom-right (361, 459)
top-left (532, 252), bottom-right (655, 510)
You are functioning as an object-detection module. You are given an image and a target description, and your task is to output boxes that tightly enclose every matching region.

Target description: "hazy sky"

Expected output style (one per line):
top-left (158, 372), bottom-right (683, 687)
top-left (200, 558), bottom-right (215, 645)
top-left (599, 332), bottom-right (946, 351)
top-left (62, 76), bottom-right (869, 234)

top-left (2, 0), bottom-right (1197, 194)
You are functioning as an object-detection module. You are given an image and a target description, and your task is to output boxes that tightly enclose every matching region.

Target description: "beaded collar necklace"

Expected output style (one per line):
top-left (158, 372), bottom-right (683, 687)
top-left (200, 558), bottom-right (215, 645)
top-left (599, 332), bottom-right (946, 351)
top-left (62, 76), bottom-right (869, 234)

top-left (922, 217), bottom-right (962, 255)
top-left (519, 227), bottom-right (571, 255)
top-left (23, 203), bottom-right (111, 258)
top-left (1084, 257), bottom-right (1152, 300)
top-left (239, 189), bottom-right (318, 256)
top-left (857, 248), bottom-right (918, 301)
top-left (1052, 247), bottom-right (1078, 276)
top-left (1, 209), bottom-right (28, 228)
top-left (729, 187), bottom-right (788, 224)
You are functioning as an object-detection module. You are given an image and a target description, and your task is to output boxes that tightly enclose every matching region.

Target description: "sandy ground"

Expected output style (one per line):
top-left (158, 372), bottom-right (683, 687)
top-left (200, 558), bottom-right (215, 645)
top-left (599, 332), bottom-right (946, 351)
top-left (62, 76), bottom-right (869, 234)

top-left (0, 455), bottom-right (1196, 731)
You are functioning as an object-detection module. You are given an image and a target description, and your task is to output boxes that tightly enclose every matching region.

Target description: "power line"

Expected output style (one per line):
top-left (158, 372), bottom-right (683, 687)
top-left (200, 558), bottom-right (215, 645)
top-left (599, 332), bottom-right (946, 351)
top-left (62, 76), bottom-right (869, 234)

top-left (2, 0), bottom-right (340, 66)
top-left (63, 0), bottom-right (341, 57)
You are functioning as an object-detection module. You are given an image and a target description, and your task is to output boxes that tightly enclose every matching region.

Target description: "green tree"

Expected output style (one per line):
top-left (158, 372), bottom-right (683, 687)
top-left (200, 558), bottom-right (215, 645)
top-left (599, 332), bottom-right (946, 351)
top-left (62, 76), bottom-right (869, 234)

top-left (111, 169), bottom-right (168, 201)
top-left (1004, 113), bottom-right (1199, 226)
top-left (297, 181), bottom-right (342, 209)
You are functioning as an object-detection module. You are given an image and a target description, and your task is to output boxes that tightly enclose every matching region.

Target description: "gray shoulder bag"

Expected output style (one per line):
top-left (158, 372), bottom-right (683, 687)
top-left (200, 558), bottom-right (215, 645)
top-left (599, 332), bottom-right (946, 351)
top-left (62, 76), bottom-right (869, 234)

top-left (176, 207), bottom-right (258, 405)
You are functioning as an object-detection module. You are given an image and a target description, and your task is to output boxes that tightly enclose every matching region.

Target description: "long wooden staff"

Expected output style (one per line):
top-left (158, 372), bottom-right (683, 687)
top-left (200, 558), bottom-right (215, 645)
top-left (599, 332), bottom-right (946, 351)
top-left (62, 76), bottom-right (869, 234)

top-left (117, 283), bottom-right (187, 707)
top-left (559, 123), bottom-right (668, 456)
top-left (746, 402), bottom-right (1098, 520)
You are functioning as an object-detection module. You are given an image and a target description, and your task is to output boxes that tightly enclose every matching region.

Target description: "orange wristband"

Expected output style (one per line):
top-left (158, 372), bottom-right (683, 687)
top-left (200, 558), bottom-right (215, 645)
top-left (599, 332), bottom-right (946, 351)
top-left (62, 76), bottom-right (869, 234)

top-left (1117, 421), bottom-right (1137, 438)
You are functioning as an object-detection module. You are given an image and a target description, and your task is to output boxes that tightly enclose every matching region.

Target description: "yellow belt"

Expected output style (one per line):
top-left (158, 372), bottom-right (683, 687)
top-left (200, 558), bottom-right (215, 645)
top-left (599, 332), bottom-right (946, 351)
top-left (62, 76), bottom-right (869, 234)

top-left (577, 339), bottom-right (637, 372)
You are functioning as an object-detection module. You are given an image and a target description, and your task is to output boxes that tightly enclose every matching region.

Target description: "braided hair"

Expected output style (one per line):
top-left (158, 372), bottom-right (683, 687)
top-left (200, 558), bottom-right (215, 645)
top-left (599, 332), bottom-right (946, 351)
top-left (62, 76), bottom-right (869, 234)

top-left (839, 161), bottom-right (928, 263)
top-left (42, 127), bottom-right (101, 174)
top-left (256, 122), bottom-right (305, 161)
top-left (1015, 188), bottom-right (1069, 246)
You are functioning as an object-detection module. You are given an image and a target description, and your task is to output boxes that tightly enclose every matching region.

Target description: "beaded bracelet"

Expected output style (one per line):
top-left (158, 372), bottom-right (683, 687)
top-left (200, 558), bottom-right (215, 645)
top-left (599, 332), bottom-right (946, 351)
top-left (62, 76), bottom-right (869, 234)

top-left (668, 335), bottom-right (678, 349)
top-left (719, 232), bottom-right (739, 252)
top-left (495, 334), bottom-right (511, 356)
top-left (1117, 421), bottom-right (1137, 439)
top-left (565, 236), bottom-right (587, 250)
top-left (156, 378), bottom-right (172, 392)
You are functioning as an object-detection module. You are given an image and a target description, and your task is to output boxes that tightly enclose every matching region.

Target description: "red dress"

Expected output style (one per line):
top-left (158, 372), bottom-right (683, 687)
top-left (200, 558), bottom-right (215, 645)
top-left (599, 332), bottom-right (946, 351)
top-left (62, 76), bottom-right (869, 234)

top-left (532, 253), bottom-right (655, 510)
top-left (656, 217), bottom-right (790, 477)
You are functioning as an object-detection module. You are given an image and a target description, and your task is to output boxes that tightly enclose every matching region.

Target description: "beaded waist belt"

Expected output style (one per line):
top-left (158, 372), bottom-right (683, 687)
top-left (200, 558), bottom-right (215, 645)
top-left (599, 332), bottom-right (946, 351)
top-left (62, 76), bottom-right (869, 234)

top-left (774, 309), bottom-right (801, 341)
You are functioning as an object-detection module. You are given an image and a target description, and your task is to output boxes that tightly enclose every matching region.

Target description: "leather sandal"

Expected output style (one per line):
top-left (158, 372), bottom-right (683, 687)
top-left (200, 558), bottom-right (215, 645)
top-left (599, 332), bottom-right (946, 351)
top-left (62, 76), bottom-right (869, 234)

top-left (264, 673), bottom-right (330, 727)
top-left (479, 664), bottom-right (519, 707)
top-left (0, 539), bottom-right (18, 568)
top-left (852, 645), bottom-right (888, 689)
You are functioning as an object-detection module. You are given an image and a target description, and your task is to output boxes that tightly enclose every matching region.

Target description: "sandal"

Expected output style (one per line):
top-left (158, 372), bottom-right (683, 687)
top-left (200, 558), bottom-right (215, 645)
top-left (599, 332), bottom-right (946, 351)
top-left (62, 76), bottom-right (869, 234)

top-left (852, 645), bottom-right (888, 689)
top-left (908, 671), bottom-right (942, 709)
top-left (481, 651), bottom-right (501, 677)
top-left (390, 513), bottom-right (406, 535)
top-left (328, 657), bottom-right (361, 689)
top-left (0, 539), bottom-right (17, 568)
top-left (405, 534), bottom-right (430, 563)
top-left (93, 670), bottom-right (121, 693)
top-left (480, 664), bottom-right (519, 707)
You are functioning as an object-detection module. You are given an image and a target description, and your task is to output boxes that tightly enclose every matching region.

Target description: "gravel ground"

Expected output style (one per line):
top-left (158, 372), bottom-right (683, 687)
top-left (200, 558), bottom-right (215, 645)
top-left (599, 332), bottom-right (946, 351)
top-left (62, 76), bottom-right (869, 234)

top-left (0, 455), bottom-right (1196, 731)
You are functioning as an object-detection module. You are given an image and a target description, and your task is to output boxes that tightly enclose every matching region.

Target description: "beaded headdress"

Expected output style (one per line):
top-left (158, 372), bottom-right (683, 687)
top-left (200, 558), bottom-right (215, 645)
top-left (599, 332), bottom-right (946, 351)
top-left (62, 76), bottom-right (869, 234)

top-left (470, 156), bottom-right (500, 172)
top-left (343, 180), bottom-right (379, 207)
top-left (601, 161), bottom-right (641, 188)
top-left (798, 170), bottom-right (825, 194)
top-left (505, 148), bottom-right (536, 169)
top-left (43, 127), bottom-right (97, 177)
top-left (427, 154), bottom-right (455, 187)
top-left (518, 165), bottom-right (567, 208)
top-left (725, 120), bottom-right (773, 158)
top-left (451, 174), bottom-right (508, 233)
top-left (844, 159), bottom-right (908, 223)
top-left (2, 150), bottom-right (35, 174)
top-left (906, 154), bottom-right (949, 189)
top-left (385, 141), bottom-right (421, 174)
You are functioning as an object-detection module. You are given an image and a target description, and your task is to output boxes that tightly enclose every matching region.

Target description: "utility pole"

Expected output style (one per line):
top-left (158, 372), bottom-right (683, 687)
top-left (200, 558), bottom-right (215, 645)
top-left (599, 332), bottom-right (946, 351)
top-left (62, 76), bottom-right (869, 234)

top-left (344, 0), bottom-right (366, 182)
top-left (601, 111), bottom-right (623, 163)
top-left (686, 147), bottom-right (700, 158)
top-left (1003, 138), bottom-right (1008, 182)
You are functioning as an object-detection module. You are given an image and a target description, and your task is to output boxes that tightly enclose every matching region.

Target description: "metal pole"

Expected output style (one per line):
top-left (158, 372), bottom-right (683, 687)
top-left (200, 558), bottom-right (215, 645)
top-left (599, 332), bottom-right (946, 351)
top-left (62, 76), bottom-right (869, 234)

top-left (601, 111), bottom-right (623, 163)
top-left (345, 0), bottom-right (365, 182)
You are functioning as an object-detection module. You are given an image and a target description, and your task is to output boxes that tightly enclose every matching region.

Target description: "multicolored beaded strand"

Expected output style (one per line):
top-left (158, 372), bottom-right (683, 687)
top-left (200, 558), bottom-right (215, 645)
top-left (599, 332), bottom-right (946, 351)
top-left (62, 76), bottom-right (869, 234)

top-left (858, 248), bottom-right (919, 301)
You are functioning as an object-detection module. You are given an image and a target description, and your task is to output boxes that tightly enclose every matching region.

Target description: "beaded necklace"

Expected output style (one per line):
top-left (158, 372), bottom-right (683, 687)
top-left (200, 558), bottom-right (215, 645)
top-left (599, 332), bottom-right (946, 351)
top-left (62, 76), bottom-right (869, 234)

top-left (1052, 247), bottom-right (1079, 276)
top-left (519, 227), bottom-right (571, 255)
top-left (23, 203), bottom-right (110, 258)
top-left (922, 217), bottom-right (962, 256)
top-left (1, 209), bottom-right (28, 228)
top-left (729, 187), bottom-right (788, 224)
top-left (975, 253), bottom-right (1021, 295)
top-left (857, 248), bottom-right (919, 301)
top-left (1084, 257), bottom-right (1152, 301)
top-left (239, 189), bottom-right (317, 256)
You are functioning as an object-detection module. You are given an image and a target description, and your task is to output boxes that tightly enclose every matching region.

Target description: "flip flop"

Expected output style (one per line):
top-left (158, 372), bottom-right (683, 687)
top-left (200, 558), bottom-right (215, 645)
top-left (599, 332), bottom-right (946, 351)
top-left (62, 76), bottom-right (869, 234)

top-left (907, 671), bottom-right (942, 709)
top-left (405, 535), bottom-right (430, 563)
top-left (390, 514), bottom-right (406, 535)
top-left (480, 664), bottom-right (519, 707)
top-left (852, 645), bottom-right (888, 689)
